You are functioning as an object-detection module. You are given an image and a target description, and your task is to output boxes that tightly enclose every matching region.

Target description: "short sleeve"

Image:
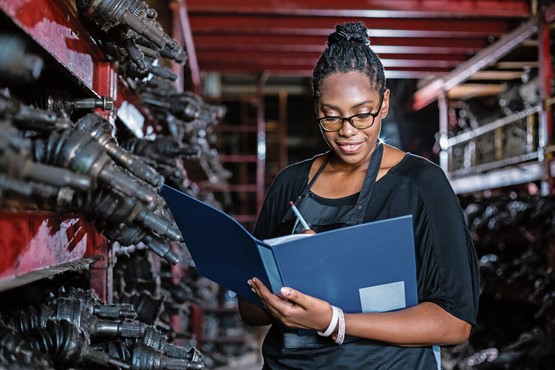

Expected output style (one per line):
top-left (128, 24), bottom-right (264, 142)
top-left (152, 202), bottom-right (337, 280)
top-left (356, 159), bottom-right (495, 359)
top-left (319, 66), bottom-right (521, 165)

top-left (412, 164), bottom-right (480, 325)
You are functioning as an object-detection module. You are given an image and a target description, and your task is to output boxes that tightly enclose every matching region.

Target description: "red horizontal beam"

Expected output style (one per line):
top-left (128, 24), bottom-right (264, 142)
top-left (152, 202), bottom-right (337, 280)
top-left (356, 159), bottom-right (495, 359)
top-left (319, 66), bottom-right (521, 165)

top-left (0, 211), bottom-right (106, 291)
top-left (203, 63), bottom-right (450, 73)
top-left (198, 51), bottom-right (468, 62)
top-left (201, 65), bottom-right (445, 79)
top-left (196, 42), bottom-right (482, 55)
top-left (193, 34), bottom-right (488, 50)
top-left (204, 68), bottom-right (313, 77)
top-left (199, 56), bottom-right (459, 69)
top-left (193, 28), bottom-right (502, 39)
top-left (413, 17), bottom-right (538, 110)
top-left (189, 15), bottom-right (511, 37)
top-left (187, 0), bottom-right (530, 18)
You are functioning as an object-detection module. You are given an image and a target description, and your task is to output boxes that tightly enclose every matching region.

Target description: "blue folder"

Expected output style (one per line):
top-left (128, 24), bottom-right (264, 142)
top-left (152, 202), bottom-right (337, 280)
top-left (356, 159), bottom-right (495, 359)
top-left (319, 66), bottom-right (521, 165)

top-left (162, 184), bottom-right (418, 313)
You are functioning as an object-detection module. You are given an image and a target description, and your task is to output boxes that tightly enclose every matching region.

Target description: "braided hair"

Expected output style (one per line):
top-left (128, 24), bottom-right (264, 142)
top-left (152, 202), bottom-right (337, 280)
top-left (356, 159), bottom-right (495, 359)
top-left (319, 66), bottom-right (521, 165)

top-left (312, 21), bottom-right (386, 98)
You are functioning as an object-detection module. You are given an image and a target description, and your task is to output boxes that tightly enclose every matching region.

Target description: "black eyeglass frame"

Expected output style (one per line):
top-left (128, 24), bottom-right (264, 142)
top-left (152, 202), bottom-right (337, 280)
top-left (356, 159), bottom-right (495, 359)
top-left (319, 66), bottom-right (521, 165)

top-left (316, 94), bottom-right (384, 132)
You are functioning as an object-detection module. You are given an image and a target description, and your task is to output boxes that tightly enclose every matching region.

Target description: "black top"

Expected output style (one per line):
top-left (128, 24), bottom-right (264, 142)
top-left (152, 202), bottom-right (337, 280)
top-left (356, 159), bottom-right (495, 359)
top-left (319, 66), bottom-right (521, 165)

top-left (253, 152), bottom-right (480, 369)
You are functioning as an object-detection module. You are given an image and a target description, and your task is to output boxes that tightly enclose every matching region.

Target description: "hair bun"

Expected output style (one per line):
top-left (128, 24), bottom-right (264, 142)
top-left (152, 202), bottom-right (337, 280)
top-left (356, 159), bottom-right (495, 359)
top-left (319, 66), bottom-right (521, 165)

top-left (328, 22), bottom-right (370, 46)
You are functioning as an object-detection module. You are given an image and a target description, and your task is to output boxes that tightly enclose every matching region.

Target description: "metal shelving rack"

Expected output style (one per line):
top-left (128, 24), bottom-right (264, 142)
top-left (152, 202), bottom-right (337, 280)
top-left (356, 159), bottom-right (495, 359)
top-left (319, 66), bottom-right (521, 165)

top-left (210, 80), bottom-right (267, 230)
top-left (413, 5), bottom-right (555, 196)
top-left (0, 0), bottom-right (120, 302)
top-left (0, 0), bottom-right (160, 303)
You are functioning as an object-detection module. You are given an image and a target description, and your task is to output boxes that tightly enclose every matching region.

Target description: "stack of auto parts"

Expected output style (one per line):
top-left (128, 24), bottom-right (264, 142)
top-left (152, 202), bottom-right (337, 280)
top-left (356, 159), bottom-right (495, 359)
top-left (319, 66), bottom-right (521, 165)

top-left (113, 236), bottom-right (257, 368)
top-left (0, 0), bottom-right (252, 366)
top-left (76, 0), bottom-right (184, 80)
top-left (70, 0), bottom-right (232, 226)
top-left (0, 92), bottom-right (184, 265)
top-left (134, 77), bottom-right (231, 193)
top-left (0, 288), bottom-right (204, 369)
top-left (113, 249), bottom-right (235, 368)
top-left (441, 196), bottom-right (555, 369)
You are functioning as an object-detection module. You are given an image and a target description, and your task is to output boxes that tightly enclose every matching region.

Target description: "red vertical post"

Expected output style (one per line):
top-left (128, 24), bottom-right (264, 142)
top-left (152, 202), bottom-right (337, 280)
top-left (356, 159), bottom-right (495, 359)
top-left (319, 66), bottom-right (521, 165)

top-left (278, 90), bottom-right (289, 170)
top-left (86, 236), bottom-right (113, 304)
top-left (93, 61), bottom-right (118, 123)
top-left (170, 0), bottom-right (201, 94)
top-left (191, 303), bottom-right (205, 347)
top-left (88, 28), bottom-right (117, 304)
top-left (170, 0), bottom-right (185, 92)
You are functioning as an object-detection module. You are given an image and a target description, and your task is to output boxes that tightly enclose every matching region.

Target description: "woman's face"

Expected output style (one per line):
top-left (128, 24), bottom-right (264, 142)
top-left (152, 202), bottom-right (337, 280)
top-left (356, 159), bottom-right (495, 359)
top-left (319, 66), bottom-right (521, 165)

top-left (316, 71), bottom-right (389, 168)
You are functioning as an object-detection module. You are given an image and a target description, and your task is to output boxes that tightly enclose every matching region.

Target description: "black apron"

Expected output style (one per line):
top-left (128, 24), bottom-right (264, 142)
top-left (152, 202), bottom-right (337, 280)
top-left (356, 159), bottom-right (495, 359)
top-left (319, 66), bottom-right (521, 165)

top-left (262, 142), bottom-right (440, 369)
top-left (266, 143), bottom-right (383, 349)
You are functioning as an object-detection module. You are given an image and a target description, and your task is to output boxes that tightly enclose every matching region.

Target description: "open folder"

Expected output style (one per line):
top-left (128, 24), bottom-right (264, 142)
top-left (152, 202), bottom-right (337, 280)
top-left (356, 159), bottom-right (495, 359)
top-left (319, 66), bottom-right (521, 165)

top-left (162, 184), bottom-right (418, 313)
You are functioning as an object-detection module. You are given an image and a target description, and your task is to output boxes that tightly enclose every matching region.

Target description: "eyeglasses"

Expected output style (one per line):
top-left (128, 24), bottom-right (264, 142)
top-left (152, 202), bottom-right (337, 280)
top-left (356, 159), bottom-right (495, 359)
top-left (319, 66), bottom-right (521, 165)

top-left (316, 95), bottom-right (384, 132)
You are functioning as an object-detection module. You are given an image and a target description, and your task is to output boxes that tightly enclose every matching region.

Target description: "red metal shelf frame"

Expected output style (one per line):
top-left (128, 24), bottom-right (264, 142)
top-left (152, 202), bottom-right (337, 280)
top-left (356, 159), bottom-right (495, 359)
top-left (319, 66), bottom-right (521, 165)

top-left (0, 0), bottom-right (145, 303)
top-left (0, 212), bottom-right (111, 301)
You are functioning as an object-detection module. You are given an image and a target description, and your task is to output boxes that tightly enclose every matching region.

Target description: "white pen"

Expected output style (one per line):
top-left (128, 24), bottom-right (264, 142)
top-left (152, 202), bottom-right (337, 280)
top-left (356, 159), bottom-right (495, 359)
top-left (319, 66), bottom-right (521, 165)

top-left (289, 201), bottom-right (311, 231)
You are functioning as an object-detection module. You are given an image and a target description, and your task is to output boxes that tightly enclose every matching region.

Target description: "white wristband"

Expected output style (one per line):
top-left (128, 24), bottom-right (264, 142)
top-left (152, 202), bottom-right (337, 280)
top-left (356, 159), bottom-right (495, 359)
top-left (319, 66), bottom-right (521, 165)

top-left (317, 305), bottom-right (339, 337)
top-left (335, 308), bottom-right (345, 345)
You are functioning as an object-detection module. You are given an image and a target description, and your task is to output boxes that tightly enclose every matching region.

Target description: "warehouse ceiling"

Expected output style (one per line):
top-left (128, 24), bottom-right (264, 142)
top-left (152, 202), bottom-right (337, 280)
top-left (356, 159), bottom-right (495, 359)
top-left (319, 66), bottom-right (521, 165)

top-left (183, 0), bottom-right (533, 84)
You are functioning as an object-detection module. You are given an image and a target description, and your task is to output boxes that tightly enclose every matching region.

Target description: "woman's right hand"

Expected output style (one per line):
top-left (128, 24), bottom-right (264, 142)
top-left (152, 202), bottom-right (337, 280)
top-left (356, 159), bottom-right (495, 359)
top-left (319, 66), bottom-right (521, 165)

top-left (249, 278), bottom-right (333, 332)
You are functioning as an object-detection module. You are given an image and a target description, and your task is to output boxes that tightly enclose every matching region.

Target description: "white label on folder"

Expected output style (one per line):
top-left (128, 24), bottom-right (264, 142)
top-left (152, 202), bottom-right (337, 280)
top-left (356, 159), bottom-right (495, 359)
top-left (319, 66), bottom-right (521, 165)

top-left (359, 281), bottom-right (406, 313)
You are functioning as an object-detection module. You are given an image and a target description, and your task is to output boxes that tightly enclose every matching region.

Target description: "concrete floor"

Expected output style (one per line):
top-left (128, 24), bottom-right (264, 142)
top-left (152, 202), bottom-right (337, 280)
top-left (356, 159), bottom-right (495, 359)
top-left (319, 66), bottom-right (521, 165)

top-left (213, 351), bottom-right (263, 370)
top-left (212, 326), bottom-right (267, 370)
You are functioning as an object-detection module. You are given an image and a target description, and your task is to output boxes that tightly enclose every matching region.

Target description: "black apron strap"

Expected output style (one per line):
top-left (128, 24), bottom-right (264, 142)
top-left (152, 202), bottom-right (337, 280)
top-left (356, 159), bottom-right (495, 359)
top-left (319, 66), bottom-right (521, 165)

top-left (348, 142), bottom-right (383, 224)
top-left (304, 152), bottom-right (331, 195)
top-left (281, 142), bottom-right (383, 227)
top-left (281, 153), bottom-right (331, 224)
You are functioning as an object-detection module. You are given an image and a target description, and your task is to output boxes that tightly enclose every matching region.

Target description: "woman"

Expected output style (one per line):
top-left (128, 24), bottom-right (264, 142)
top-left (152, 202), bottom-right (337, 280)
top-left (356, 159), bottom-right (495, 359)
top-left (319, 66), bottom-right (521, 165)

top-left (239, 21), bottom-right (479, 369)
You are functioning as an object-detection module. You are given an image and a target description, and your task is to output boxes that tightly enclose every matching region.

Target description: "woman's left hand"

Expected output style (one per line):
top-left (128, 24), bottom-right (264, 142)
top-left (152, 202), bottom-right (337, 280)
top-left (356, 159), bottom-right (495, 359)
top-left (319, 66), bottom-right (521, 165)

top-left (248, 277), bottom-right (333, 332)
